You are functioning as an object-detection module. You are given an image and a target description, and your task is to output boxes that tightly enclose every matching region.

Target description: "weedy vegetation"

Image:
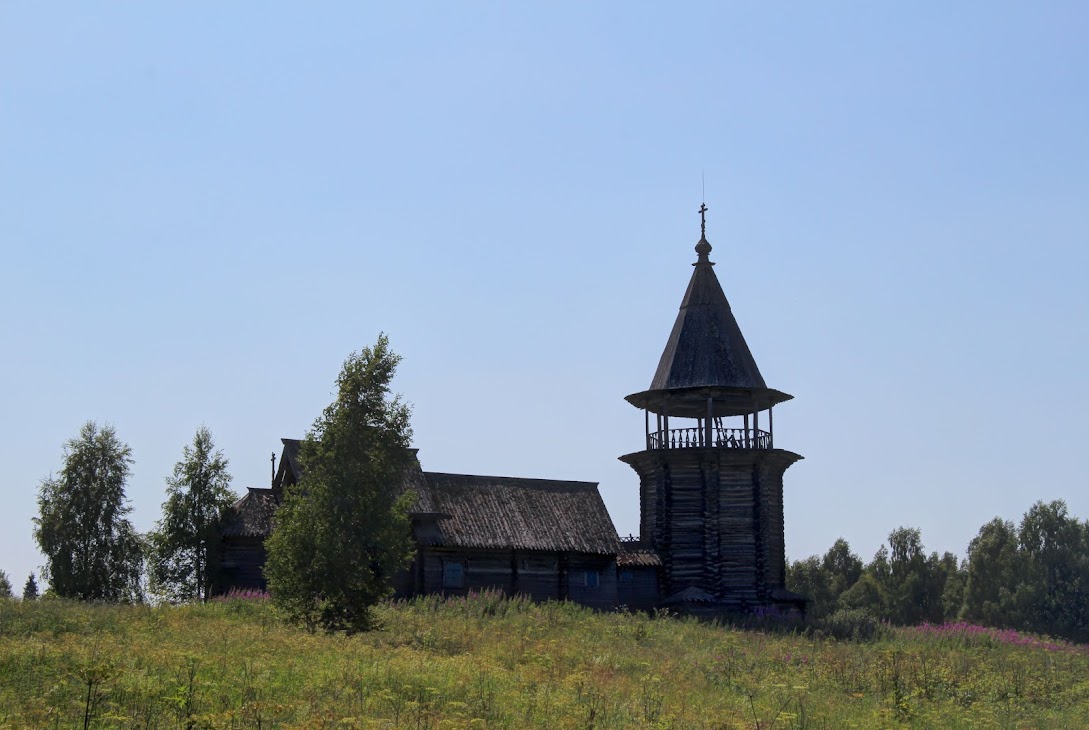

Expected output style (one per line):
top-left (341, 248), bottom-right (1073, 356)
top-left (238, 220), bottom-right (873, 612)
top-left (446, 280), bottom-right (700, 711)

top-left (2, 591), bottom-right (1088, 729)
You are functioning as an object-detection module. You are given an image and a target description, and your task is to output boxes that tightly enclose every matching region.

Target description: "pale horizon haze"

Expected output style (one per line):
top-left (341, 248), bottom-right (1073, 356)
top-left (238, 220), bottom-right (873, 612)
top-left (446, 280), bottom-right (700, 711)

top-left (2, 3), bottom-right (1087, 592)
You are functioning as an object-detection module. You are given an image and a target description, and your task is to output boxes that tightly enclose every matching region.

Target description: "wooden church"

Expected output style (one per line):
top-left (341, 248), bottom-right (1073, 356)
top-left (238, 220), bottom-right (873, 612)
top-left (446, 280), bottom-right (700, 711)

top-left (219, 208), bottom-right (805, 613)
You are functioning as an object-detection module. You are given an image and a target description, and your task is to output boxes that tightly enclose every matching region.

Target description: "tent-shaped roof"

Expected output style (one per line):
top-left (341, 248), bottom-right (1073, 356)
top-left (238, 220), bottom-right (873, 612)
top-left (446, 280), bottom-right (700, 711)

top-left (626, 224), bottom-right (793, 417)
top-left (651, 235), bottom-right (765, 392)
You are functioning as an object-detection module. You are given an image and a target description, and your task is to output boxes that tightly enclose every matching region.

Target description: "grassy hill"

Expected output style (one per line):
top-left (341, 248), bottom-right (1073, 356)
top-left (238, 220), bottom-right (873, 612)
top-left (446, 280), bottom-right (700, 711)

top-left (1, 592), bottom-right (1087, 729)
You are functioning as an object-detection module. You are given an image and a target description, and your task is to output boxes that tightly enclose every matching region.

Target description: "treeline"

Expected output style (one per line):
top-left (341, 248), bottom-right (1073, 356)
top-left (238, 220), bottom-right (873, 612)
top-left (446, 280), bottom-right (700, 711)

top-left (788, 500), bottom-right (1089, 643)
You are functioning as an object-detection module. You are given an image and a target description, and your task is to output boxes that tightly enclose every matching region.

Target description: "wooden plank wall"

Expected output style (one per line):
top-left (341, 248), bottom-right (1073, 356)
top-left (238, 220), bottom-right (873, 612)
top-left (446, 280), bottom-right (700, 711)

top-left (701, 456), bottom-right (722, 593)
top-left (617, 566), bottom-right (659, 611)
top-left (217, 538), bottom-right (267, 593)
top-left (758, 465), bottom-right (787, 588)
top-left (716, 463), bottom-right (759, 600)
top-left (663, 456), bottom-right (711, 593)
top-left (567, 556), bottom-right (619, 610)
top-left (415, 548), bottom-right (618, 609)
top-left (639, 465), bottom-right (659, 545)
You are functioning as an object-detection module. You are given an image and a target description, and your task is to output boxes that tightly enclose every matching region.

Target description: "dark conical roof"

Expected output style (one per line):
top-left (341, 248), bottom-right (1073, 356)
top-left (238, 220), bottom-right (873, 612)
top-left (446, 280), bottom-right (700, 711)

top-left (626, 214), bottom-right (793, 417)
top-left (649, 235), bottom-right (766, 391)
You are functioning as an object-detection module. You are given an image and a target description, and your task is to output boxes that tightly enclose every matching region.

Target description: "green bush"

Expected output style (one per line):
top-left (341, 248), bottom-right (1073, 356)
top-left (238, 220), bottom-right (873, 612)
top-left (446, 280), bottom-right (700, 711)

top-left (813, 607), bottom-right (891, 641)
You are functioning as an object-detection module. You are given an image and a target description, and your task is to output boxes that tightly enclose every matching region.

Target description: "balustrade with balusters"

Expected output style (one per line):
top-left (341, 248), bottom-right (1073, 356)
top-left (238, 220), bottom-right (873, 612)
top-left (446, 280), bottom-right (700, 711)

top-left (647, 426), bottom-right (771, 450)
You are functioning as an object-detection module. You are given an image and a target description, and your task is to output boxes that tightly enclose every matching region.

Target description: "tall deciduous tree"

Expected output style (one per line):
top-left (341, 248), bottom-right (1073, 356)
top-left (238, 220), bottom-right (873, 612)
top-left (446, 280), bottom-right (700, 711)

top-left (33, 422), bottom-right (144, 601)
top-left (881, 528), bottom-right (928, 624)
top-left (1014, 500), bottom-right (1089, 640)
top-left (786, 555), bottom-right (833, 618)
top-left (822, 538), bottom-right (864, 601)
top-left (264, 334), bottom-right (415, 633)
top-left (786, 538), bottom-right (865, 619)
top-left (148, 427), bottom-right (235, 602)
top-left (933, 551), bottom-right (966, 622)
top-left (959, 517), bottom-right (1021, 626)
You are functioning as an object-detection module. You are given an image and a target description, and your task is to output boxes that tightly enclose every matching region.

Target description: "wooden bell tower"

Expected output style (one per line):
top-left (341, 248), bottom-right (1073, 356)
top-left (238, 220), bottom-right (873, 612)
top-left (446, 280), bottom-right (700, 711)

top-left (620, 206), bottom-right (805, 612)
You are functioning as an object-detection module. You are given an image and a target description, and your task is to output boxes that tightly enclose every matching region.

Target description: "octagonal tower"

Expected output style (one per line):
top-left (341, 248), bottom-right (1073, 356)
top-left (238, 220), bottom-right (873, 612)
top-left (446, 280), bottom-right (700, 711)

top-left (620, 207), bottom-right (804, 612)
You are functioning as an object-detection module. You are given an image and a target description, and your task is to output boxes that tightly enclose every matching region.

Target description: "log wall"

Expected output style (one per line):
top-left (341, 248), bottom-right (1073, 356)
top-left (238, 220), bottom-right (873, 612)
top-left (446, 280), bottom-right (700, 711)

top-left (414, 547), bottom-right (618, 609)
top-left (217, 537), bottom-right (267, 593)
top-left (621, 447), bottom-right (801, 607)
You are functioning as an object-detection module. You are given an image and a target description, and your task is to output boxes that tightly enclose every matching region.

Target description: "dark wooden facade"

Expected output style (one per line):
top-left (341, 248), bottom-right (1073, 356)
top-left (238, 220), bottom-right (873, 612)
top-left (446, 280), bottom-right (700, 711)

top-left (405, 471), bottom-right (623, 609)
top-left (620, 448), bottom-right (800, 609)
top-left (616, 542), bottom-right (661, 610)
top-left (217, 443), bottom-right (629, 611)
top-left (411, 548), bottom-right (620, 610)
top-left (218, 486), bottom-right (279, 592)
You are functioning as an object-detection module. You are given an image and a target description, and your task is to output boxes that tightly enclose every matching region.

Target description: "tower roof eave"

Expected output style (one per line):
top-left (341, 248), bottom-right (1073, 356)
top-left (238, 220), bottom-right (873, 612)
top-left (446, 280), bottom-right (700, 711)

top-left (625, 386), bottom-right (793, 418)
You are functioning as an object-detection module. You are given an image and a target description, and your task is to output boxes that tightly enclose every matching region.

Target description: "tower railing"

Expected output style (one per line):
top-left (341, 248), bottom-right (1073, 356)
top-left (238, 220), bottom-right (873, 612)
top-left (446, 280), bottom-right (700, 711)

top-left (648, 427), bottom-right (771, 450)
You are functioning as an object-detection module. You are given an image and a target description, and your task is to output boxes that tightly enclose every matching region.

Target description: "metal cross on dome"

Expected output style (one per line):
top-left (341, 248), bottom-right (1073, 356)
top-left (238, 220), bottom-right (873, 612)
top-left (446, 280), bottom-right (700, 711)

top-left (699, 202), bottom-right (708, 238)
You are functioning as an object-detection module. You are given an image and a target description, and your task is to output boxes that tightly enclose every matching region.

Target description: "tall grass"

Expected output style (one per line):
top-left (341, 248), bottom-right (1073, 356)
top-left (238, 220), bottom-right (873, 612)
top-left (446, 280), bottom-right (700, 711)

top-left (1, 592), bottom-right (1087, 728)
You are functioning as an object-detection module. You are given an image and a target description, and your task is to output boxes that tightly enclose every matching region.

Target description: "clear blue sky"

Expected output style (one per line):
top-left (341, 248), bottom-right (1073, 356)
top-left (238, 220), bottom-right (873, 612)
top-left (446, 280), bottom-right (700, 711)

top-left (3, 3), bottom-right (1087, 591)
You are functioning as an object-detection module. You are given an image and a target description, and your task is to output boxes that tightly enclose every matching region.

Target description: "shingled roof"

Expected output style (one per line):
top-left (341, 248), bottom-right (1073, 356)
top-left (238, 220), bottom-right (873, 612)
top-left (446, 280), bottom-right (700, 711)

top-left (417, 473), bottom-right (621, 555)
top-left (224, 443), bottom-right (620, 557)
top-left (617, 548), bottom-right (661, 567)
top-left (649, 233), bottom-right (766, 392)
top-left (221, 487), bottom-right (280, 538)
top-left (402, 451), bottom-right (435, 513)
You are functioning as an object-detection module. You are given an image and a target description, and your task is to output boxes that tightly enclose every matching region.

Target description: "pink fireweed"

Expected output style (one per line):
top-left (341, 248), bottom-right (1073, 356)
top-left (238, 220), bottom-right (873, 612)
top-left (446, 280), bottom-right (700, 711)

top-left (213, 587), bottom-right (270, 602)
top-left (908, 621), bottom-right (1087, 654)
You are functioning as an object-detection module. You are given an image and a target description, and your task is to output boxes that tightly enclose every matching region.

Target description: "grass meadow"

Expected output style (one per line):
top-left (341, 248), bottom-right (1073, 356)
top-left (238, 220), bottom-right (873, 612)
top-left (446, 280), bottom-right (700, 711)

top-left (1, 592), bottom-right (1087, 729)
